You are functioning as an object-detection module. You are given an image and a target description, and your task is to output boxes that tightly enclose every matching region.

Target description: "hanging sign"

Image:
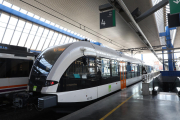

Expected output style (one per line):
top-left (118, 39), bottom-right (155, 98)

top-left (100, 10), bottom-right (116, 29)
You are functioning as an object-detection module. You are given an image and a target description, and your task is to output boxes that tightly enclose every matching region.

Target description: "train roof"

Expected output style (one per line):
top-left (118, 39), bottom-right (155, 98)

top-left (42, 41), bottom-right (144, 64)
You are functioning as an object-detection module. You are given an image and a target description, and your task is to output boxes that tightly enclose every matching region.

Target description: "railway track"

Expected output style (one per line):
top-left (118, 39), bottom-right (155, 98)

top-left (0, 104), bottom-right (68, 120)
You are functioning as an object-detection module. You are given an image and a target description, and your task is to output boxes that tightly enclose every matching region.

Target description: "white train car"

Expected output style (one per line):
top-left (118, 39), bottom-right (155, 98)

top-left (27, 41), bottom-right (158, 109)
top-left (0, 44), bottom-right (34, 98)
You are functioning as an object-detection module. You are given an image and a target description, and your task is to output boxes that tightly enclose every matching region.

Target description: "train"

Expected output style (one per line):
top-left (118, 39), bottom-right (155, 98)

top-left (0, 44), bottom-right (34, 100)
top-left (13, 41), bottom-right (159, 109)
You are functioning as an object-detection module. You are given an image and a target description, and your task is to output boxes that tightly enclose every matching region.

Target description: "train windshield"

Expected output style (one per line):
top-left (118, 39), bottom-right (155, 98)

top-left (30, 44), bottom-right (72, 80)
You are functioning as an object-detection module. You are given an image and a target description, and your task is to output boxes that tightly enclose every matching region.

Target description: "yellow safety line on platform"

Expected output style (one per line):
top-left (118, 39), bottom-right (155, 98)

top-left (99, 92), bottom-right (137, 120)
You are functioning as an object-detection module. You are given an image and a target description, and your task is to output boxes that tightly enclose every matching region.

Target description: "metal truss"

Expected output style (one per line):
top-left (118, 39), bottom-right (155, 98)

top-left (119, 45), bottom-right (166, 52)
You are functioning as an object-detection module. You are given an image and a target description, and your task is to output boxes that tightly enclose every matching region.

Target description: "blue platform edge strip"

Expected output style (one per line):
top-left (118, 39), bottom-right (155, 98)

top-left (0, 4), bottom-right (84, 40)
top-left (160, 71), bottom-right (180, 76)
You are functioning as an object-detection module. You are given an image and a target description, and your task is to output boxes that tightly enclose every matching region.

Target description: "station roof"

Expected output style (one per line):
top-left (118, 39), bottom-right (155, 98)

top-left (3, 0), bottom-right (180, 55)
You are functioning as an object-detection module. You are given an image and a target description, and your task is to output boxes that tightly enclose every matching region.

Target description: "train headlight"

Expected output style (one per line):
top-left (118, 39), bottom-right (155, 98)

top-left (45, 80), bottom-right (58, 87)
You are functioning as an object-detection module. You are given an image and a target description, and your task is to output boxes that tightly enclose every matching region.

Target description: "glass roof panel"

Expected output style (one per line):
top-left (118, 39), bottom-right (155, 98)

top-left (20, 9), bottom-right (27, 14)
top-left (7, 16), bottom-right (18, 30)
top-left (40, 18), bottom-right (45, 22)
top-left (47, 31), bottom-right (54, 39)
top-left (30, 27), bottom-right (44, 49)
top-left (69, 38), bottom-right (73, 43)
top-left (54, 33), bottom-right (62, 45)
top-left (10, 31), bottom-right (21, 45)
top-left (27, 12), bottom-right (34, 17)
top-left (36, 29), bottom-right (49, 50)
top-left (12, 5), bottom-right (20, 11)
top-left (31, 36), bottom-right (41, 50)
top-left (16, 19), bottom-right (25, 32)
top-left (0, 0), bottom-right (3, 4)
top-left (64, 36), bottom-right (70, 44)
top-left (0, 13), bottom-right (10, 23)
top-left (50, 22), bottom-right (55, 26)
top-left (49, 32), bottom-right (58, 47)
top-left (34, 15), bottom-right (40, 20)
top-left (2, 1), bottom-right (12, 7)
top-left (42, 38), bottom-right (51, 50)
top-left (36, 37), bottom-right (46, 51)
top-left (0, 1), bottom-right (100, 51)
top-left (0, 27), bottom-right (5, 41)
top-left (60, 35), bottom-right (66, 44)
top-left (2, 29), bottom-right (14, 44)
top-left (18, 32), bottom-right (29, 47)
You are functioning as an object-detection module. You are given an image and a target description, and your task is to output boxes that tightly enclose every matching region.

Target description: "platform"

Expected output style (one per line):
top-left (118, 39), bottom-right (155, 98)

top-left (59, 82), bottom-right (180, 120)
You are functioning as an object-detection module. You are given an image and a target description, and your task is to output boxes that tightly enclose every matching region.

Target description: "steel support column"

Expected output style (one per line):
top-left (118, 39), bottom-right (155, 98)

top-left (159, 26), bottom-right (176, 71)
top-left (135, 0), bottom-right (169, 22)
top-left (173, 49), bottom-right (175, 70)
top-left (162, 47), bottom-right (166, 71)
top-left (165, 26), bottom-right (173, 71)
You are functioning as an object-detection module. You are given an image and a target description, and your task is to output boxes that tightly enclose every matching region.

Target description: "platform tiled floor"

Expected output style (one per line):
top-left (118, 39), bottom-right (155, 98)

top-left (59, 82), bottom-right (180, 120)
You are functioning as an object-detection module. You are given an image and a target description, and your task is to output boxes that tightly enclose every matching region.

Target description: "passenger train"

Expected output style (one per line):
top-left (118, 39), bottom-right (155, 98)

top-left (0, 44), bottom-right (34, 99)
top-left (24, 41), bottom-right (159, 109)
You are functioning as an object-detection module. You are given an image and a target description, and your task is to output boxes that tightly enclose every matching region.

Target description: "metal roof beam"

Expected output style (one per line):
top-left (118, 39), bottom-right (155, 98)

top-left (155, 47), bottom-right (180, 51)
top-left (99, 3), bottom-right (113, 11)
top-left (135, 0), bottom-right (169, 22)
top-left (120, 45), bottom-right (166, 52)
top-left (108, 0), bottom-right (164, 64)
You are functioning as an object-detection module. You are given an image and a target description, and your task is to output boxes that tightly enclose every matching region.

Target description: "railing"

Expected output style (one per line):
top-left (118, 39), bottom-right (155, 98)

top-left (145, 72), bottom-right (180, 96)
top-left (142, 71), bottom-right (161, 95)
top-left (143, 71), bottom-right (160, 83)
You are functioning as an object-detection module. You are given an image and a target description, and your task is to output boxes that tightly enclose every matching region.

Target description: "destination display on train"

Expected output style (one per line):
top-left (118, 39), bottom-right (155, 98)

top-left (54, 48), bottom-right (65, 52)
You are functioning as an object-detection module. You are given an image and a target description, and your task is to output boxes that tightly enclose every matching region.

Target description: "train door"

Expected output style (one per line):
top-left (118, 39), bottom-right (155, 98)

top-left (120, 62), bottom-right (126, 89)
top-left (123, 63), bottom-right (126, 89)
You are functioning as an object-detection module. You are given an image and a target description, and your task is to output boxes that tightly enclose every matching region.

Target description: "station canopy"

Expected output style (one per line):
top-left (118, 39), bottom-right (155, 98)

top-left (0, 0), bottom-right (179, 57)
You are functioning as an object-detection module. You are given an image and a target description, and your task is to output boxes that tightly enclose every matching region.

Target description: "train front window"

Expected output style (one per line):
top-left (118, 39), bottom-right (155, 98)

top-left (31, 44), bottom-right (72, 77)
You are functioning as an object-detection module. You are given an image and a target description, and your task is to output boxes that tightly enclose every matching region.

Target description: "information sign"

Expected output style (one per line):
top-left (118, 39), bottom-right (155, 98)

top-left (100, 10), bottom-right (116, 29)
top-left (169, 0), bottom-right (180, 14)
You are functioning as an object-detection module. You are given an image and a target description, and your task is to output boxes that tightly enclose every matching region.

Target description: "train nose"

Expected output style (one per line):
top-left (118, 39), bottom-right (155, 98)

top-left (28, 76), bottom-right (46, 92)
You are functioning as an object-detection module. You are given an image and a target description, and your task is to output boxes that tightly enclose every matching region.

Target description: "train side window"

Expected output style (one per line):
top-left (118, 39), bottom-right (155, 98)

top-left (140, 65), bottom-right (142, 75)
top-left (101, 58), bottom-right (110, 78)
top-left (64, 57), bottom-right (94, 79)
top-left (134, 65), bottom-right (137, 77)
top-left (126, 62), bottom-right (131, 79)
top-left (0, 59), bottom-right (6, 78)
top-left (111, 60), bottom-right (118, 77)
top-left (87, 57), bottom-right (96, 76)
top-left (147, 66), bottom-right (150, 73)
top-left (58, 56), bottom-right (97, 92)
top-left (9, 59), bottom-right (33, 77)
top-left (137, 65), bottom-right (140, 76)
top-left (131, 64), bottom-right (135, 78)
